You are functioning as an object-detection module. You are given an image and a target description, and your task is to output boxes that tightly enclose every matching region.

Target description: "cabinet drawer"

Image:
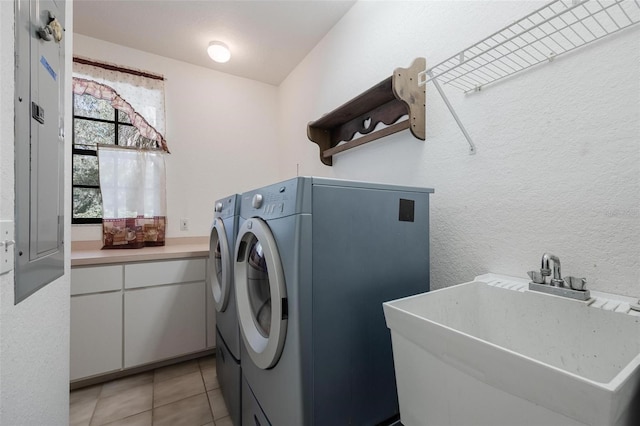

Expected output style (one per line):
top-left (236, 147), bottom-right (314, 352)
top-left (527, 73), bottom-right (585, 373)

top-left (71, 265), bottom-right (123, 295)
top-left (124, 258), bottom-right (206, 289)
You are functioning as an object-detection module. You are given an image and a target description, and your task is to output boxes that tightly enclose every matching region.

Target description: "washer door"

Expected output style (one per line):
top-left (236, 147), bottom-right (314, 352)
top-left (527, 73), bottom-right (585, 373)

top-left (209, 218), bottom-right (232, 312)
top-left (235, 218), bottom-right (287, 370)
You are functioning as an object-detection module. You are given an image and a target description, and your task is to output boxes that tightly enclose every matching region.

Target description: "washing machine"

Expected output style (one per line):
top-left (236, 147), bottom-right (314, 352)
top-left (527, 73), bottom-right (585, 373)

top-left (234, 177), bottom-right (433, 426)
top-left (209, 194), bottom-right (242, 426)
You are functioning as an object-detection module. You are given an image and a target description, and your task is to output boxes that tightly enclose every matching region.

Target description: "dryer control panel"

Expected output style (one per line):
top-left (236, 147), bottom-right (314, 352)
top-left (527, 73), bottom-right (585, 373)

top-left (213, 194), bottom-right (240, 219)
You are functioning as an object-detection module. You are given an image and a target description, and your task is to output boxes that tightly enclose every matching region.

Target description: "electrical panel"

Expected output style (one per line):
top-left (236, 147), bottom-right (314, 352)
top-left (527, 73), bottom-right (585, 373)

top-left (14, 0), bottom-right (65, 303)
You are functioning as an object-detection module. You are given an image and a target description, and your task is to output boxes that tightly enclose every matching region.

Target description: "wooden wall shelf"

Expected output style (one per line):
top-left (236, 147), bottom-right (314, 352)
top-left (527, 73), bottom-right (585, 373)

top-left (307, 57), bottom-right (425, 166)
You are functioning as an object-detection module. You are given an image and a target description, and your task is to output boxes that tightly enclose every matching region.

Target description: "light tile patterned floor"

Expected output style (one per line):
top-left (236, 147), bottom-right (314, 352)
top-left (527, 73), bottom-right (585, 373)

top-left (70, 355), bottom-right (231, 426)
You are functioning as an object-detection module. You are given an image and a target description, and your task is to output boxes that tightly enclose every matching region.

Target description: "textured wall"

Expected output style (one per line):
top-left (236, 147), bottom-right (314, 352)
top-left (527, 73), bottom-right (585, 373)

top-left (278, 1), bottom-right (640, 297)
top-left (0, 1), bottom-right (72, 425)
top-left (72, 35), bottom-right (281, 241)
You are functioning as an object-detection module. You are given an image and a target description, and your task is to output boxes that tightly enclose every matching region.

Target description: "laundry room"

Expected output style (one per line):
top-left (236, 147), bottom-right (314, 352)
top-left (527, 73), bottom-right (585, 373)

top-left (0, 0), bottom-right (639, 425)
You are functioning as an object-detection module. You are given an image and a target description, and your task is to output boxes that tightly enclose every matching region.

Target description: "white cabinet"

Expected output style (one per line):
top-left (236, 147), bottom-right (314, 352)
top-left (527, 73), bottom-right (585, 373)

top-left (70, 265), bottom-right (123, 381)
top-left (70, 257), bottom-right (212, 381)
top-left (124, 281), bottom-right (206, 367)
top-left (70, 292), bottom-right (122, 381)
top-left (123, 258), bottom-right (209, 368)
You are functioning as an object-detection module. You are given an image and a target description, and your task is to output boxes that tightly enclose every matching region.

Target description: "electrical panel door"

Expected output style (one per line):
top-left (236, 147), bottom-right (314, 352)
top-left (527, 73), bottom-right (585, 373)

top-left (14, 0), bottom-right (65, 303)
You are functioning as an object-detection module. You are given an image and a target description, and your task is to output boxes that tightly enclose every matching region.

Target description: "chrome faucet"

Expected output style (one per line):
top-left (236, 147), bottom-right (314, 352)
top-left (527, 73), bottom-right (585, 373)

top-left (527, 253), bottom-right (591, 301)
top-left (541, 252), bottom-right (563, 287)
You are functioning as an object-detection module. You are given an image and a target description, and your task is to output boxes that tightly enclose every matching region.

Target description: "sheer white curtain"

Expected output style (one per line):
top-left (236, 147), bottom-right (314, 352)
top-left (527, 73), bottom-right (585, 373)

top-left (98, 146), bottom-right (167, 248)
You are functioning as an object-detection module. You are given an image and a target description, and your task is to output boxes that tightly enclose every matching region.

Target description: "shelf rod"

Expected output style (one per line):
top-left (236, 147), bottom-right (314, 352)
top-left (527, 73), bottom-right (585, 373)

top-left (322, 120), bottom-right (409, 158)
top-left (428, 72), bottom-right (476, 155)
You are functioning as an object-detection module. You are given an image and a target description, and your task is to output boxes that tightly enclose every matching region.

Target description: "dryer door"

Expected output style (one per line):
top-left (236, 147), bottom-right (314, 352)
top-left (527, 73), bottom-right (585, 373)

top-left (209, 218), bottom-right (232, 312)
top-left (235, 218), bottom-right (287, 370)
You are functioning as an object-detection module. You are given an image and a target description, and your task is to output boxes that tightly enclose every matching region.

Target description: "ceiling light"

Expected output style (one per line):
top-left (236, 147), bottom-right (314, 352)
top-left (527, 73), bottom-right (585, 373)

top-left (207, 41), bottom-right (231, 63)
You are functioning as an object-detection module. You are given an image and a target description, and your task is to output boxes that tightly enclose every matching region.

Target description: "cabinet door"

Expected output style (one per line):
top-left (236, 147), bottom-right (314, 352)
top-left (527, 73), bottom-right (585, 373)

top-left (124, 282), bottom-right (206, 368)
top-left (70, 292), bottom-right (123, 381)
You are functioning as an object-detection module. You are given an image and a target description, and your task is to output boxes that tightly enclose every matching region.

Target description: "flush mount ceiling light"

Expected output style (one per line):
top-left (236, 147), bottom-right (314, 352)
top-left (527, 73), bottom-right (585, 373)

top-left (207, 41), bottom-right (231, 63)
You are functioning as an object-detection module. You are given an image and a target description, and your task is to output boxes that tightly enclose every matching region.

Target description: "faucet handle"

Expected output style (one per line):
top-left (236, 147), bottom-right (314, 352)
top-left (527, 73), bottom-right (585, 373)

top-left (565, 276), bottom-right (587, 291)
top-left (528, 270), bottom-right (546, 284)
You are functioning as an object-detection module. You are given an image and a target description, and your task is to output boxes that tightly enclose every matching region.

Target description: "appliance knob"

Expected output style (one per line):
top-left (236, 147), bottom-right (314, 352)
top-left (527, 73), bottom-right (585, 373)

top-left (214, 202), bottom-right (223, 212)
top-left (252, 194), bottom-right (263, 209)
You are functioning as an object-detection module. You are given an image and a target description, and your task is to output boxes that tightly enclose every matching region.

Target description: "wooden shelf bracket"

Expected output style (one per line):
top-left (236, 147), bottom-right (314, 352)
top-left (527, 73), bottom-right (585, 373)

top-left (307, 57), bottom-right (426, 166)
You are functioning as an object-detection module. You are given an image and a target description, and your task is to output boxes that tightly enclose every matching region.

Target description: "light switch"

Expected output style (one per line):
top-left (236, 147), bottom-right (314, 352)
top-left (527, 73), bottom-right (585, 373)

top-left (0, 220), bottom-right (15, 274)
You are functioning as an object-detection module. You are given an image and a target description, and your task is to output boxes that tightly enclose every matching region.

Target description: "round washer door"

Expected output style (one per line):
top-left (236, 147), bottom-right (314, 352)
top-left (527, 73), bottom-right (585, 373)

top-left (209, 218), bottom-right (232, 312)
top-left (234, 218), bottom-right (287, 370)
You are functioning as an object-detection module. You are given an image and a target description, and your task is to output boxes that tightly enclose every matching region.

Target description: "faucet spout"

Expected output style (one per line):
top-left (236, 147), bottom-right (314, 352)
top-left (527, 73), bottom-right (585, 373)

top-left (541, 253), bottom-right (563, 286)
top-left (528, 253), bottom-right (590, 300)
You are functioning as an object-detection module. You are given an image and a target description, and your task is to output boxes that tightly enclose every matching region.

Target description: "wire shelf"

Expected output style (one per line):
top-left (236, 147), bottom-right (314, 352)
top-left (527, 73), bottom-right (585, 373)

top-left (419, 0), bottom-right (640, 93)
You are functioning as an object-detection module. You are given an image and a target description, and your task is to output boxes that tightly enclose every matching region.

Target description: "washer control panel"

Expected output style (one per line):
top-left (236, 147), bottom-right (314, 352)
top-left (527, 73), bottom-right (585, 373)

top-left (242, 180), bottom-right (300, 218)
top-left (258, 190), bottom-right (286, 216)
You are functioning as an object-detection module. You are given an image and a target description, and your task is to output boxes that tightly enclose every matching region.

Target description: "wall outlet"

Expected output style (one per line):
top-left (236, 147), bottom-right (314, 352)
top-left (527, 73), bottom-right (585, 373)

top-left (180, 218), bottom-right (189, 231)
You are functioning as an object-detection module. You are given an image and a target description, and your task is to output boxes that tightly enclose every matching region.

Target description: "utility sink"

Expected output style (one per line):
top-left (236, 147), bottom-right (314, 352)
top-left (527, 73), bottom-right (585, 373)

top-left (383, 274), bottom-right (640, 426)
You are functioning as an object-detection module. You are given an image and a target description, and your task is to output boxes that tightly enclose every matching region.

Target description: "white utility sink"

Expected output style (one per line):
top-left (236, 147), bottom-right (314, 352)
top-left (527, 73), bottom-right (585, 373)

top-left (383, 274), bottom-right (640, 426)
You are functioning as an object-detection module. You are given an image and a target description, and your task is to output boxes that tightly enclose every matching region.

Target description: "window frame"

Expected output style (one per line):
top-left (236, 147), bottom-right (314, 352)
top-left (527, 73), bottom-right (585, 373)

top-left (71, 93), bottom-right (135, 224)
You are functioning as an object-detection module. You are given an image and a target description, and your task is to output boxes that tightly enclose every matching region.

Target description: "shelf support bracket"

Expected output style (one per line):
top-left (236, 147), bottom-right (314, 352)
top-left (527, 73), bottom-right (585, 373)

top-left (428, 71), bottom-right (476, 155)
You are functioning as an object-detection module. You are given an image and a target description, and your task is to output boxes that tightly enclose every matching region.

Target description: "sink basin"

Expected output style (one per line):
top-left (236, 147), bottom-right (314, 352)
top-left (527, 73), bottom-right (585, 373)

top-left (383, 274), bottom-right (640, 426)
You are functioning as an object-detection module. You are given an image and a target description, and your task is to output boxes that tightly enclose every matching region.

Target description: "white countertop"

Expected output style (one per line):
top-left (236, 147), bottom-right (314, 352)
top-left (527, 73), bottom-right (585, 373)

top-left (71, 237), bottom-right (209, 266)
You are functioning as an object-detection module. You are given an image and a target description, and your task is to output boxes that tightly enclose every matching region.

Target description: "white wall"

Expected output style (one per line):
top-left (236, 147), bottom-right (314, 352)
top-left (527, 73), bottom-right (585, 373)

top-left (0, 1), bottom-right (72, 424)
top-left (72, 35), bottom-right (281, 241)
top-left (278, 1), bottom-right (640, 297)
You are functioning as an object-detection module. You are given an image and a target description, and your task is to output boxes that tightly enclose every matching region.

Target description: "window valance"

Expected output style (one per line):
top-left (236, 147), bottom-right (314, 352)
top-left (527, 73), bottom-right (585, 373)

top-left (72, 57), bottom-right (169, 152)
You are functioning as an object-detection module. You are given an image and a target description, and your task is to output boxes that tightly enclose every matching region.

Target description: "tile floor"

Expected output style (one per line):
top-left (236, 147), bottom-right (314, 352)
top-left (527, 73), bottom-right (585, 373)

top-left (70, 355), bottom-right (231, 426)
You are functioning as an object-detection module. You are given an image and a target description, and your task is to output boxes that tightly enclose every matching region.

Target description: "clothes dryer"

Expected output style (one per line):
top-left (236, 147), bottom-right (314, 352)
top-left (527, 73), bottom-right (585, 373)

top-left (209, 194), bottom-right (242, 426)
top-left (234, 177), bottom-right (433, 426)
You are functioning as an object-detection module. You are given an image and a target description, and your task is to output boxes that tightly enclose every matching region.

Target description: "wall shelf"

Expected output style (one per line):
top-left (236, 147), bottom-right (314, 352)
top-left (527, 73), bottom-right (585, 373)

top-left (308, 57), bottom-right (425, 166)
top-left (418, 0), bottom-right (640, 154)
top-left (420, 0), bottom-right (640, 93)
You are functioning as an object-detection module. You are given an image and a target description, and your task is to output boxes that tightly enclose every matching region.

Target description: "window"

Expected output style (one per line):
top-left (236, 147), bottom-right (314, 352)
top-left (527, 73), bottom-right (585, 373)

top-left (71, 58), bottom-right (168, 236)
top-left (72, 93), bottom-right (157, 223)
top-left (72, 93), bottom-right (119, 223)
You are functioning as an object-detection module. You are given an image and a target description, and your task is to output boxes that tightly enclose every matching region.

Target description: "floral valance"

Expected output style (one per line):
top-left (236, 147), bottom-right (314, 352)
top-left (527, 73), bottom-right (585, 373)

top-left (72, 57), bottom-right (169, 152)
top-left (72, 78), bottom-right (169, 153)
